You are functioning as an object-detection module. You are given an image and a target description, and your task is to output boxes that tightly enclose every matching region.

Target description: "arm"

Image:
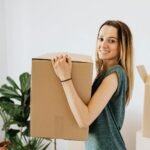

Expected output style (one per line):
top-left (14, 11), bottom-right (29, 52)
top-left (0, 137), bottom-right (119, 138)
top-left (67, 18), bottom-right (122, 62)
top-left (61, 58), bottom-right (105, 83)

top-left (61, 73), bottom-right (118, 128)
top-left (52, 55), bottom-right (118, 128)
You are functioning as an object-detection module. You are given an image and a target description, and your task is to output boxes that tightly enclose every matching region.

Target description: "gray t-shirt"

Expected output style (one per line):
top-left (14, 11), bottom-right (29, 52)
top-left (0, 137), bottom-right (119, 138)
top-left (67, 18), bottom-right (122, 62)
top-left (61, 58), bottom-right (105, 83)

top-left (85, 65), bottom-right (128, 150)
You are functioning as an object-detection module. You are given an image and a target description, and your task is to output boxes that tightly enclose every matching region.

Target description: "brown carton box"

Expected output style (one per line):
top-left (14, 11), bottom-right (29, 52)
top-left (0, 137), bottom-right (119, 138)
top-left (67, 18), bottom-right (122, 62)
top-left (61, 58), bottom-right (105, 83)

top-left (137, 65), bottom-right (150, 138)
top-left (31, 53), bottom-right (93, 140)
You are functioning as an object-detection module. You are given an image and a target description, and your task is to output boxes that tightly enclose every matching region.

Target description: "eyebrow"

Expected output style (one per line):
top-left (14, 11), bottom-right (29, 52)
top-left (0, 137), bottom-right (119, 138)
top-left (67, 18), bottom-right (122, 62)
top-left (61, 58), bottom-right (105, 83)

top-left (98, 36), bottom-right (118, 39)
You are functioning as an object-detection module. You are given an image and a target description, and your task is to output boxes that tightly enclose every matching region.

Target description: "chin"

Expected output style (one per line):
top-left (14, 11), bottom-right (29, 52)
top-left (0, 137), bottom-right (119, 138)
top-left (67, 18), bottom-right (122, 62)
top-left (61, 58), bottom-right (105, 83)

top-left (99, 55), bottom-right (109, 60)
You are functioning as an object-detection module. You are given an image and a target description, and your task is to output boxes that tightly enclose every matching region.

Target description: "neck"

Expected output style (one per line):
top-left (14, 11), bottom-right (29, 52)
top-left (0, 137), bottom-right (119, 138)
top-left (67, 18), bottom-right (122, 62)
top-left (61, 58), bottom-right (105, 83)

top-left (102, 60), bottom-right (118, 71)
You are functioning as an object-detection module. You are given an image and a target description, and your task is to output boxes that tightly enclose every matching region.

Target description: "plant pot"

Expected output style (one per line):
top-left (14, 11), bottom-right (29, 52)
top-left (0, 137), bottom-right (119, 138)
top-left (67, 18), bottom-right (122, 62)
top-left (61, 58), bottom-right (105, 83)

top-left (0, 146), bottom-right (6, 150)
top-left (0, 141), bottom-right (12, 150)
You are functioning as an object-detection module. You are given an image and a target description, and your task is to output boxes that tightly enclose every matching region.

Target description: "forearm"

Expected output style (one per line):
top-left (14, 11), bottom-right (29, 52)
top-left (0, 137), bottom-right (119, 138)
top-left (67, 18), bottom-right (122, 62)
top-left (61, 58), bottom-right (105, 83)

top-left (61, 80), bottom-right (89, 128)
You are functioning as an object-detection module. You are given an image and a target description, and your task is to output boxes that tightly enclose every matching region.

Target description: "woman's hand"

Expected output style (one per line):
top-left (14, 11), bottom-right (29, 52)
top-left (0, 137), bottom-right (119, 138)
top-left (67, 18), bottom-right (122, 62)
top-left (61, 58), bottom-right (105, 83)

top-left (52, 54), bottom-right (72, 81)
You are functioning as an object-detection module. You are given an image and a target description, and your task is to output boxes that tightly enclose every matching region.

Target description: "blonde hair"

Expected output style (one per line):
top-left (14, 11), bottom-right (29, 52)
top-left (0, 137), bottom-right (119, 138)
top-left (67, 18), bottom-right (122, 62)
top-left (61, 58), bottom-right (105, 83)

top-left (95, 20), bottom-right (134, 105)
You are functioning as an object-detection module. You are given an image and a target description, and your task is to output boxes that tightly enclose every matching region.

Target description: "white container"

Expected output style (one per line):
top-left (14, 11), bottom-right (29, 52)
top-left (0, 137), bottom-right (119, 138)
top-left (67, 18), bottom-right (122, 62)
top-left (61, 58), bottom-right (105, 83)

top-left (136, 130), bottom-right (150, 150)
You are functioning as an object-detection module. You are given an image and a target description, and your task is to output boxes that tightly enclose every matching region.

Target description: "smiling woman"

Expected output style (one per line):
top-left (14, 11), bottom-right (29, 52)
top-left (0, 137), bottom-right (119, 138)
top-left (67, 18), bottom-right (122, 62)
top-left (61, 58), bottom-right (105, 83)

top-left (52, 20), bottom-right (134, 150)
top-left (97, 25), bottom-right (120, 67)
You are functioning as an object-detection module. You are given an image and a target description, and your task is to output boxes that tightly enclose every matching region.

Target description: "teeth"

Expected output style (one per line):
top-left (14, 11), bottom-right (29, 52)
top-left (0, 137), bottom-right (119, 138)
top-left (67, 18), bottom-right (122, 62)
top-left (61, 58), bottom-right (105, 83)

top-left (100, 50), bottom-right (109, 54)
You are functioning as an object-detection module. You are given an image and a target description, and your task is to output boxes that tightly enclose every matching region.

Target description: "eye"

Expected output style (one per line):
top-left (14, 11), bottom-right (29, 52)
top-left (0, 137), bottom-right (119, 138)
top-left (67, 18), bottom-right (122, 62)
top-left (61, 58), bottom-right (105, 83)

top-left (98, 37), bottom-right (103, 42)
top-left (108, 39), bottom-right (116, 43)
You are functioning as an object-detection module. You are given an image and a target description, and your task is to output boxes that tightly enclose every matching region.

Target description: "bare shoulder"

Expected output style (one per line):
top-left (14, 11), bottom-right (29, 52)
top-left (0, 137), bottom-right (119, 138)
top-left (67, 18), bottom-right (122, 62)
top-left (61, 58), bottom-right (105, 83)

top-left (103, 72), bottom-right (118, 84)
top-left (98, 72), bottom-right (118, 93)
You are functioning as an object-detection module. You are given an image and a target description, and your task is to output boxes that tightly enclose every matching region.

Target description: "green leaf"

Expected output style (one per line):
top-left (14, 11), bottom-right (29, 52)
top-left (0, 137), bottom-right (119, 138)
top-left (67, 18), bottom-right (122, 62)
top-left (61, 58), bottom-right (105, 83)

top-left (0, 96), bottom-right (14, 103)
top-left (2, 119), bottom-right (21, 131)
top-left (22, 121), bottom-right (30, 136)
top-left (19, 73), bottom-right (31, 93)
top-left (7, 76), bottom-right (20, 90)
top-left (7, 129), bottom-right (20, 138)
top-left (8, 135), bottom-right (25, 150)
top-left (0, 101), bottom-right (22, 121)
top-left (0, 86), bottom-right (17, 95)
top-left (40, 141), bottom-right (51, 150)
top-left (0, 85), bottom-right (21, 99)
top-left (23, 137), bottom-right (51, 150)
top-left (1, 84), bottom-right (19, 95)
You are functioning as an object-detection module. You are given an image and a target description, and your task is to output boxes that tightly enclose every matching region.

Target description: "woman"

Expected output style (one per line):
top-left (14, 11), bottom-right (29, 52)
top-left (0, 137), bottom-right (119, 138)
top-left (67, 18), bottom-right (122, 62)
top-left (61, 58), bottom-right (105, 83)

top-left (52, 20), bottom-right (134, 150)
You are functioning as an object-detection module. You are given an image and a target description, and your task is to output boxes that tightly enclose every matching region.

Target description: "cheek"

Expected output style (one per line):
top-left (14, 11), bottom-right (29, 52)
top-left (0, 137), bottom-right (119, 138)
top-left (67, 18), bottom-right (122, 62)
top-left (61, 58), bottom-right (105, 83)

top-left (113, 47), bottom-right (120, 57)
top-left (96, 43), bottom-right (101, 53)
top-left (96, 41), bottom-right (100, 48)
top-left (112, 44), bottom-right (119, 52)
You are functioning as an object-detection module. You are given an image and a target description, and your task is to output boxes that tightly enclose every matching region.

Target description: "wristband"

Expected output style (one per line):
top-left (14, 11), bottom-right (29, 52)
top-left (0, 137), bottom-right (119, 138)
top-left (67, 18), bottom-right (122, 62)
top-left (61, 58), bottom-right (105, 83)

top-left (60, 78), bottom-right (72, 82)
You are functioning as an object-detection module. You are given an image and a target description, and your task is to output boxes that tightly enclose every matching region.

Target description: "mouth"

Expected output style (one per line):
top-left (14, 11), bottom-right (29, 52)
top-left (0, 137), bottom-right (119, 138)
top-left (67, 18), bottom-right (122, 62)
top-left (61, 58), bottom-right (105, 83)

top-left (99, 50), bottom-right (110, 54)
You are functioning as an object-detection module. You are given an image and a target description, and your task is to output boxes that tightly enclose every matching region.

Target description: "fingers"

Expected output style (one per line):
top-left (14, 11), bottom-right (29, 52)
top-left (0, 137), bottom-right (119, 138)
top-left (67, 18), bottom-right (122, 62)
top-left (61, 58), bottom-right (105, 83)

top-left (51, 54), bottom-right (72, 80)
top-left (52, 54), bottom-right (72, 64)
top-left (52, 55), bottom-right (60, 63)
top-left (67, 55), bottom-right (72, 64)
top-left (52, 55), bottom-right (60, 67)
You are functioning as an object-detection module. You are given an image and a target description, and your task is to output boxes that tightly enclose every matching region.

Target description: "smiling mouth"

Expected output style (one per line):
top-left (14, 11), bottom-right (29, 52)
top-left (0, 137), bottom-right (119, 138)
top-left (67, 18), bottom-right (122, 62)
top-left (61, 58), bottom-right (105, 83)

top-left (100, 50), bottom-right (109, 54)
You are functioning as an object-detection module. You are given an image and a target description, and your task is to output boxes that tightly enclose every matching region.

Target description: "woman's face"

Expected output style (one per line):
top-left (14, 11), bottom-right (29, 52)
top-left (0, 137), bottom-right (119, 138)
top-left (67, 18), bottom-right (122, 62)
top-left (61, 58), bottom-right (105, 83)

top-left (97, 25), bottom-right (120, 63)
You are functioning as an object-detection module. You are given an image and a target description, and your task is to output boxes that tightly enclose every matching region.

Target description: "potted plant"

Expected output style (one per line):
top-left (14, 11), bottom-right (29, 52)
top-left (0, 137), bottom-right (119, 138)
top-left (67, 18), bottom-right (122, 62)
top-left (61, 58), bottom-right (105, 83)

top-left (0, 72), bottom-right (51, 149)
top-left (0, 141), bottom-right (12, 150)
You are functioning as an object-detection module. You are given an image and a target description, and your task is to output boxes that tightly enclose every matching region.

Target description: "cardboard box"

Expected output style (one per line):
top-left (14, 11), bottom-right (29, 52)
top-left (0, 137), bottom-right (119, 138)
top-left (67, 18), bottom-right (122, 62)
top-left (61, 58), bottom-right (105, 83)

top-left (137, 65), bottom-right (150, 138)
top-left (31, 53), bottom-right (93, 140)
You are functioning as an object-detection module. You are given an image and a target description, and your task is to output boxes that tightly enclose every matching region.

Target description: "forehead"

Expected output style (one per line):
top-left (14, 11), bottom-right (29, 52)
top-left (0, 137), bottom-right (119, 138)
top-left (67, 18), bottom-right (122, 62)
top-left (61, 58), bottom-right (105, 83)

top-left (99, 25), bottom-right (118, 38)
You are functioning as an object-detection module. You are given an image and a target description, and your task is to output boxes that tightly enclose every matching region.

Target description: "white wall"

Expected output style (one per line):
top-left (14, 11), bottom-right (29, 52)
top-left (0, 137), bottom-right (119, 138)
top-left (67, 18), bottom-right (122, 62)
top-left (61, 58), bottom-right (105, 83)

top-left (0, 0), bottom-right (7, 141)
top-left (0, 0), bottom-right (7, 83)
top-left (0, 0), bottom-right (150, 149)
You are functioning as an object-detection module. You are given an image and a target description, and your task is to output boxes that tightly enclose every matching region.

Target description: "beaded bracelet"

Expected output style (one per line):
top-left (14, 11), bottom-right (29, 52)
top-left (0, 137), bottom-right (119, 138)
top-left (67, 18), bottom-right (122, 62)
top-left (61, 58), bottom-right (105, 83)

top-left (60, 78), bottom-right (72, 82)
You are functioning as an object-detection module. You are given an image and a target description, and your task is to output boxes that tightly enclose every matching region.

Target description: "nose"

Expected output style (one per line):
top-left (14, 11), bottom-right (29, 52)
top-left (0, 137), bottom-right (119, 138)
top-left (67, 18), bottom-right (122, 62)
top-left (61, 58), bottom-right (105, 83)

top-left (98, 40), bottom-right (108, 49)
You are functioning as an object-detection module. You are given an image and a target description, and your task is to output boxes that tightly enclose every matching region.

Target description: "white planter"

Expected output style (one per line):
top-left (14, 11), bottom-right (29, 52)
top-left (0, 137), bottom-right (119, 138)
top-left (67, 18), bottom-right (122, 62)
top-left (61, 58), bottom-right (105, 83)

top-left (136, 130), bottom-right (150, 150)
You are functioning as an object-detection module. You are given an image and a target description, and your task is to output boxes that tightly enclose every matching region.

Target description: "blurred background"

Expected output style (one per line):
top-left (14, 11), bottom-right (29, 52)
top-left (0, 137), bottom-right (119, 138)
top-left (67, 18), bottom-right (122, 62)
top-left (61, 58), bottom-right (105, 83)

top-left (0, 0), bottom-right (150, 149)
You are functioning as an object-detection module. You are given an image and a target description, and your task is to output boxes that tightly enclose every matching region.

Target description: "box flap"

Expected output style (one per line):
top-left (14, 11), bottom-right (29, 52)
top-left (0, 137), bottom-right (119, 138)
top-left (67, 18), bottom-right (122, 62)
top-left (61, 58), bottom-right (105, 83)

top-left (32, 52), bottom-right (92, 63)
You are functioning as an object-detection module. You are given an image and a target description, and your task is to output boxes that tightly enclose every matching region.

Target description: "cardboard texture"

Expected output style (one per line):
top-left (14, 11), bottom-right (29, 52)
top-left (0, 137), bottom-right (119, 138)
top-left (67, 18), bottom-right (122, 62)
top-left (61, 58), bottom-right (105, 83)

top-left (137, 65), bottom-right (150, 138)
top-left (31, 53), bottom-right (93, 140)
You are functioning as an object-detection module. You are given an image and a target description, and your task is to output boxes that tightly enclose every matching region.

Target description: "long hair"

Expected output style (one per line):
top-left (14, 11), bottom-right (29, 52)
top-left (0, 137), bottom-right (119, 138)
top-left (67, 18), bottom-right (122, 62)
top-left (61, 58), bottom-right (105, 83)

top-left (95, 20), bottom-right (134, 105)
